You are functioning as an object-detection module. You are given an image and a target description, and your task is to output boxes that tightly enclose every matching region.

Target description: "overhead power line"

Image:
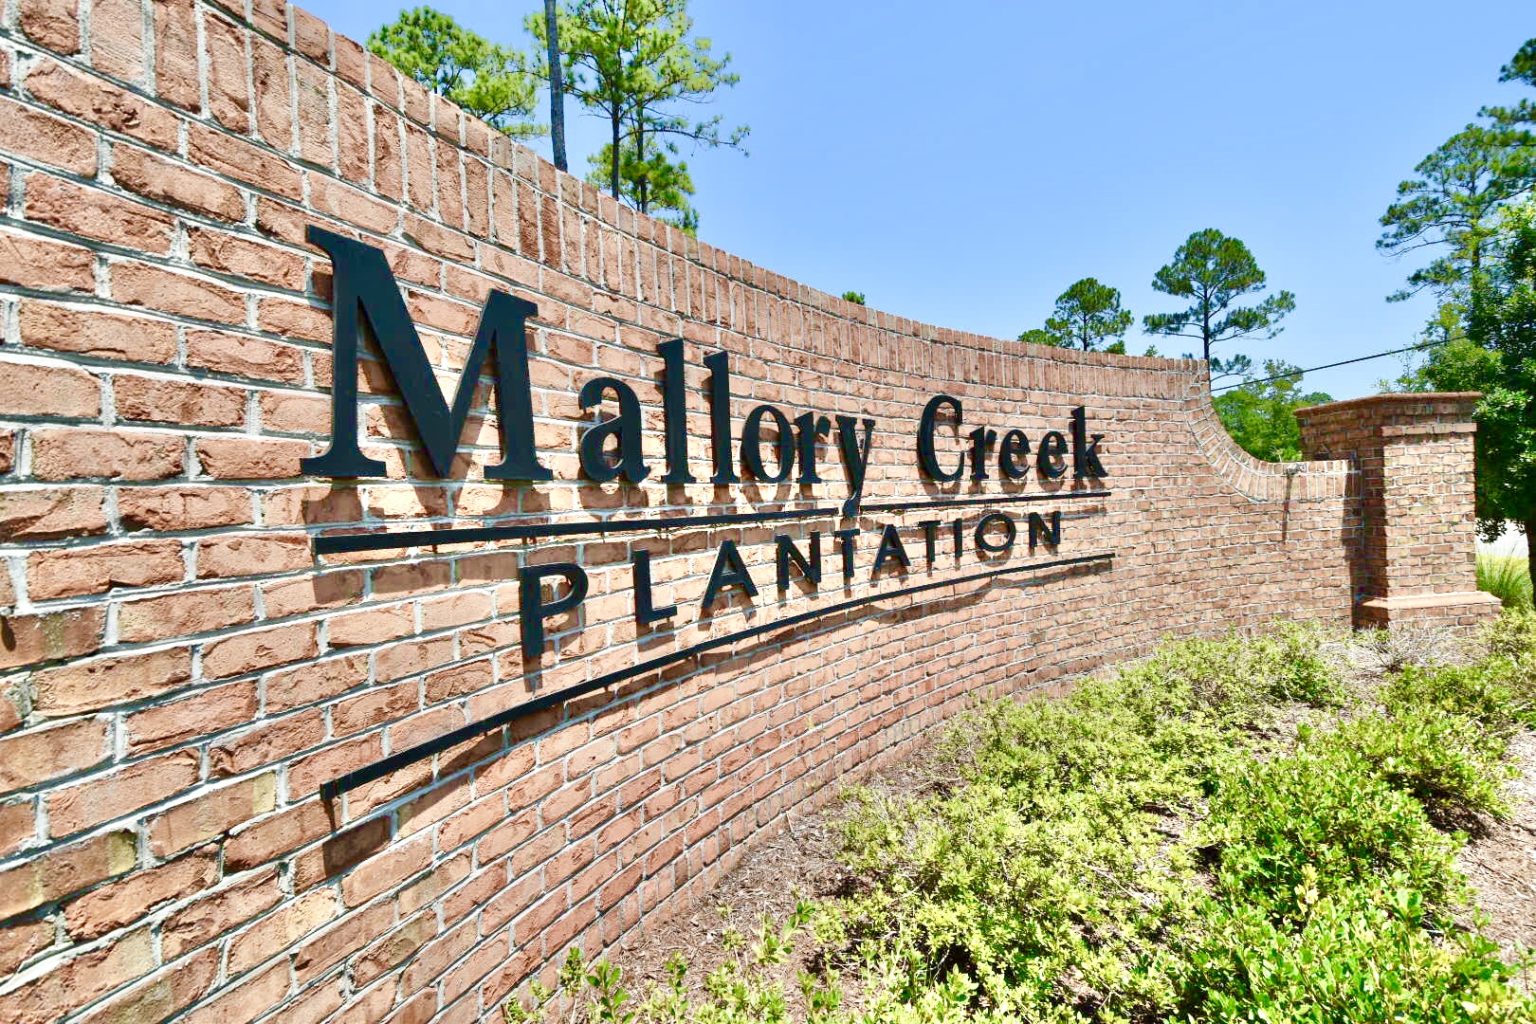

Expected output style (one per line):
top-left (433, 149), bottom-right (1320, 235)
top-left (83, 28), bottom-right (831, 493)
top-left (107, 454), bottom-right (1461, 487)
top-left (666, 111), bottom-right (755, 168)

top-left (1209, 339), bottom-right (1450, 393)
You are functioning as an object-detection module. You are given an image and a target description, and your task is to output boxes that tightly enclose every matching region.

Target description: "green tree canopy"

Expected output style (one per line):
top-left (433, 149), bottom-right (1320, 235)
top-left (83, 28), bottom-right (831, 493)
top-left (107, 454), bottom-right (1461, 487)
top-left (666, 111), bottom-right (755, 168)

top-left (529, 0), bottom-right (747, 220)
top-left (1377, 124), bottom-right (1532, 303)
top-left (369, 7), bottom-right (543, 139)
top-left (585, 141), bottom-right (699, 233)
top-left (1213, 361), bottom-right (1332, 462)
top-left (1034, 277), bottom-right (1134, 351)
top-left (1398, 200), bottom-right (1536, 588)
top-left (1143, 228), bottom-right (1295, 377)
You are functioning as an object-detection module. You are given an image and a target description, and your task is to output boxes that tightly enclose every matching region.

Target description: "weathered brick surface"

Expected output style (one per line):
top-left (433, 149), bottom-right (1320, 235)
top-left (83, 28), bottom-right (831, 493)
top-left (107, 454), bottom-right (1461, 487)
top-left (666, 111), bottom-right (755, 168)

top-left (0, 5), bottom-right (1486, 1024)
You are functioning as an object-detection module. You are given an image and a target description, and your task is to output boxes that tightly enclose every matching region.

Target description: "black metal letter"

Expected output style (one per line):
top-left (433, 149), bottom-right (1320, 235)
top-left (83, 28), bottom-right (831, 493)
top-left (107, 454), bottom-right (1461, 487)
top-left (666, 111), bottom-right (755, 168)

top-left (742, 405), bottom-right (794, 483)
top-left (302, 225), bottom-right (549, 481)
top-left (999, 429), bottom-right (1031, 480)
top-left (835, 415), bottom-right (875, 515)
top-left (775, 533), bottom-right (822, 591)
top-left (703, 350), bottom-right (739, 484)
top-left (1070, 406), bottom-right (1107, 478)
top-left (701, 539), bottom-right (757, 612)
top-left (871, 524), bottom-right (911, 576)
top-left (794, 412), bottom-right (831, 484)
top-left (631, 550), bottom-right (675, 626)
top-left (519, 562), bottom-right (588, 658)
top-left (579, 376), bottom-right (651, 484)
top-left (917, 395), bottom-right (964, 482)
top-left (657, 338), bottom-right (695, 484)
top-left (1037, 430), bottom-right (1068, 479)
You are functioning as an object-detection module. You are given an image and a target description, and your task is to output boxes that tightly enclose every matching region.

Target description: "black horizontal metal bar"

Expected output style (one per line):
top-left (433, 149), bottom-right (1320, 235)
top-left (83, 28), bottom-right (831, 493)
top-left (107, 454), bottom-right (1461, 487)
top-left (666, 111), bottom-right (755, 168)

top-left (311, 489), bottom-right (1113, 555)
top-left (321, 550), bottom-right (1114, 800)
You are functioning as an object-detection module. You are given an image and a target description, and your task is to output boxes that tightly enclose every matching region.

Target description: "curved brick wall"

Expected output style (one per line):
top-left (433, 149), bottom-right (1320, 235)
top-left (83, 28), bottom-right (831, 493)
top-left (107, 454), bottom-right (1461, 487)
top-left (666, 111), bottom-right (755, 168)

top-left (0, 1), bottom-right (1407, 1021)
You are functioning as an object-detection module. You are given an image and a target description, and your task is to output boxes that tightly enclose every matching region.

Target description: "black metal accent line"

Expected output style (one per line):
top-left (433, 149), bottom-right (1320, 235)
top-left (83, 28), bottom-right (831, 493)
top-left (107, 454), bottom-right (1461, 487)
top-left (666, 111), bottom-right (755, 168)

top-left (320, 551), bottom-right (1114, 799)
top-left (311, 490), bottom-right (1113, 555)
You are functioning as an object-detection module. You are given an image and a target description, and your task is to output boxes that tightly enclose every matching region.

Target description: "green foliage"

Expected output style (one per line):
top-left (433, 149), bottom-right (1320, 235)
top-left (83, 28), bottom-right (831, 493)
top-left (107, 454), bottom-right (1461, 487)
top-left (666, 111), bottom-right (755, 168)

top-left (1026, 277), bottom-right (1134, 351)
top-left (500, 619), bottom-right (1536, 1023)
top-left (1186, 883), bottom-right (1533, 1024)
top-left (369, 7), bottom-right (542, 138)
top-left (1142, 227), bottom-right (1296, 364)
top-left (584, 141), bottom-right (699, 233)
top-left (529, 0), bottom-right (747, 220)
top-left (841, 291), bottom-right (866, 305)
top-left (1383, 656), bottom-right (1536, 733)
top-left (1314, 710), bottom-right (1512, 827)
top-left (1377, 124), bottom-right (1533, 303)
top-left (1214, 361), bottom-right (1333, 461)
top-left (1479, 552), bottom-right (1534, 608)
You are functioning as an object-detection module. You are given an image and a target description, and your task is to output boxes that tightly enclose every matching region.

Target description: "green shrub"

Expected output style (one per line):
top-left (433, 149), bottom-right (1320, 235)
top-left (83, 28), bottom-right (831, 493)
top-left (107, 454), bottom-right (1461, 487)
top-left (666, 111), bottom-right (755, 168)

top-left (1484, 607), bottom-right (1536, 658)
top-left (1477, 552), bottom-right (1533, 609)
top-left (1201, 747), bottom-right (1464, 923)
top-left (1382, 658), bottom-right (1535, 732)
top-left (1186, 883), bottom-right (1533, 1024)
top-left (1316, 711), bottom-right (1512, 827)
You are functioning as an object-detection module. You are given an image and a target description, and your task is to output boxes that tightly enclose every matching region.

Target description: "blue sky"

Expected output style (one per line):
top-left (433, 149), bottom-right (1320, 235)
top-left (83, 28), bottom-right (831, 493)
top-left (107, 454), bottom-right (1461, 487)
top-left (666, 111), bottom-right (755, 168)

top-left (307, 0), bottom-right (1534, 399)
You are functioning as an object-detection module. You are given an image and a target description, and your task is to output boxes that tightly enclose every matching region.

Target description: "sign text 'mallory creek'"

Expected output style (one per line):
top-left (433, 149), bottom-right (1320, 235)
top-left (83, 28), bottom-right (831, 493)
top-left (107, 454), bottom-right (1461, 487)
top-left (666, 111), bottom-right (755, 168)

top-left (301, 226), bottom-right (1110, 660)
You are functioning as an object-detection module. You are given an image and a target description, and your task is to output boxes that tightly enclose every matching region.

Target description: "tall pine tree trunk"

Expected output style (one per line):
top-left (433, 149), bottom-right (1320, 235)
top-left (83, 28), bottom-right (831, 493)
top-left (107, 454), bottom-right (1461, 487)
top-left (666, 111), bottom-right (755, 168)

top-left (609, 110), bottom-right (621, 200)
top-left (1526, 518), bottom-right (1535, 604)
top-left (543, 0), bottom-right (566, 172)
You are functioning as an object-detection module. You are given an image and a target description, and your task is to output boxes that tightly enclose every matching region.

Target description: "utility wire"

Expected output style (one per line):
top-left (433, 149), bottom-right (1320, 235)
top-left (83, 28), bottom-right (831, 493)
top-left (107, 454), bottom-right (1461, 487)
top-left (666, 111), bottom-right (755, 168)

top-left (1209, 339), bottom-right (1450, 393)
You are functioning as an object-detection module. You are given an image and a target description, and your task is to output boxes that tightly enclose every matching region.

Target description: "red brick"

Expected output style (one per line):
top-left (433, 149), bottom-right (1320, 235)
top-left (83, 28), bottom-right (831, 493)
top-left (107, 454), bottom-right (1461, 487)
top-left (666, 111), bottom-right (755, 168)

top-left (187, 122), bottom-right (304, 200)
top-left (153, 0), bottom-right (199, 110)
top-left (114, 374), bottom-right (247, 427)
top-left (24, 173), bottom-right (175, 254)
top-left (202, 621), bottom-right (318, 679)
top-left (328, 604), bottom-right (416, 648)
top-left (117, 585), bottom-right (254, 643)
top-left (111, 145), bottom-right (245, 222)
top-left (46, 748), bottom-right (200, 837)
top-left (0, 799), bottom-right (37, 859)
top-left (0, 487), bottom-right (107, 541)
top-left (26, 539), bottom-right (182, 600)
top-left (186, 329), bottom-right (307, 385)
top-left (32, 428), bottom-right (183, 481)
top-left (0, 606), bottom-right (104, 670)
top-left (0, 359), bottom-right (99, 418)
top-left (18, 301), bottom-right (178, 364)
top-left (19, 0), bottom-right (79, 53)
top-left (195, 436), bottom-right (312, 478)
top-left (294, 60), bottom-right (332, 168)
top-left (208, 708), bottom-right (324, 774)
top-left (311, 173), bottom-right (398, 235)
top-left (197, 533), bottom-right (311, 579)
top-left (0, 916), bottom-right (52, 976)
top-left (205, 13), bottom-right (251, 130)
top-left (32, 647), bottom-right (193, 716)
top-left (119, 485), bottom-right (253, 531)
top-left (0, 829), bottom-right (136, 920)
top-left (178, 962), bottom-right (288, 1024)
top-left (0, 230), bottom-right (95, 293)
top-left (114, 261), bottom-right (247, 324)
top-left (65, 847), bottom-right (217, 942)
top-left (262, 570), bottom-right (365, 619)
top-left (3, 928), bottom-right (155, 1024)
top-left (25, 58), bottom-right (177, 149)
top-left (161, 867), bottom-right (282, 960)
top-left (0, 717), bottom-right (110, 794)
top-left (0, 96), bottom-right (97, 174)
top-left (227, 888), bottom-right (336, 974)
top-left (89, 0), bottom-right (146, 84)
top-left (188, 226), bottom-right (307, 289)
top-left (125, 680), bottom-right (259, 755)
top-left (76, 947), bottom-right (220, 1024)
top-left (259, 390), bottom-right (332, 434)
top-left (148, 772), bottom-right (278, 857)
top-left (251, 35), bottom-right (294, 152)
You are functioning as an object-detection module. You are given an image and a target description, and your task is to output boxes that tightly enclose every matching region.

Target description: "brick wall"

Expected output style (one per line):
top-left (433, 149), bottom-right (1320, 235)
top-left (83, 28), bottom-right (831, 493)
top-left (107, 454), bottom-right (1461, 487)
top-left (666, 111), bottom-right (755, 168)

top-left (0, 2), bottom-right (1479, 1022)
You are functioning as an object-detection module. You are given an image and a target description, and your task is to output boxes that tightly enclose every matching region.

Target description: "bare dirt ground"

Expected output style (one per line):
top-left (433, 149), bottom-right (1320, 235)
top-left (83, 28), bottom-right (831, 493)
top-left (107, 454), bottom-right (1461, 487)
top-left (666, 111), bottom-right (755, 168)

top-left (1458, 728), bottom-right (1536, 987)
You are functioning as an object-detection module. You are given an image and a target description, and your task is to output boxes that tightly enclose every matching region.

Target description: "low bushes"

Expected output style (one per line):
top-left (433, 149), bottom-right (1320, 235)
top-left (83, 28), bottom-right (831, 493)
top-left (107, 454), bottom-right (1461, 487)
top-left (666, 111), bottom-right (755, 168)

top-left (504, 616), bottom-right (1536, 1024)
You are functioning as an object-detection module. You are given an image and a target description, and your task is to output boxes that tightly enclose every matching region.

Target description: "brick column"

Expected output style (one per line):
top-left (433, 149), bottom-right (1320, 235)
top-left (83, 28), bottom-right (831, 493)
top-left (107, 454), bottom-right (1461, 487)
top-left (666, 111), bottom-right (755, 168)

top-left (1295, 393), bottom-right (1501, 630)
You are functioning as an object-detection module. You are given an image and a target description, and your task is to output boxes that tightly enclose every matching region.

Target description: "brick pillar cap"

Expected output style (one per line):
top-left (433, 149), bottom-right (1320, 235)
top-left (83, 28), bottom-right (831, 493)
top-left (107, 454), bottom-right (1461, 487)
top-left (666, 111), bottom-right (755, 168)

top-left (1293, 391), bottom-right (1481, 420)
